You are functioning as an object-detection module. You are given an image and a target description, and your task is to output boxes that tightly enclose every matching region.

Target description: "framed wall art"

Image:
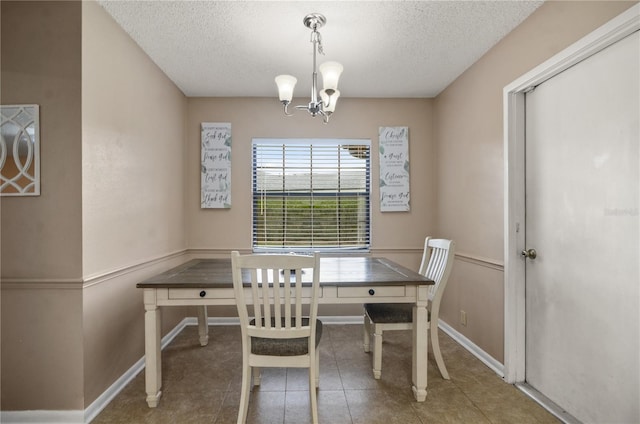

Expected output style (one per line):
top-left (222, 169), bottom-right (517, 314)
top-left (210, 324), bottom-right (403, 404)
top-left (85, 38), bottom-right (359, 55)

top-left (379, 126), bottom-right (410, 212)
top-left (201, 122), bottom-right (231, 208)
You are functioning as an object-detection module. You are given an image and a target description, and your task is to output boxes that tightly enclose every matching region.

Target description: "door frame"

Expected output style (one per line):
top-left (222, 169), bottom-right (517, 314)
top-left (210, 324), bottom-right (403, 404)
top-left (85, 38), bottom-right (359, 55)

top-left (502, 4), bottom-right (639, 384)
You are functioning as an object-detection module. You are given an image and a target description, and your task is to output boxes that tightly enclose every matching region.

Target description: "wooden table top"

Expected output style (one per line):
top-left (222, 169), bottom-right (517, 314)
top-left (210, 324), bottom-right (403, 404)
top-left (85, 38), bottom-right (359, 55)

top-left (137, 257), bottom-right (433, 289)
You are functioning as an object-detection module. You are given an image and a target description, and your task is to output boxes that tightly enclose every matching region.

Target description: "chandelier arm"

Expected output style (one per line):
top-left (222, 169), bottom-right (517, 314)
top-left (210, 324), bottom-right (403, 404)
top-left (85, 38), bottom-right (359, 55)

top-left (283, 103), bottom-right (294, 116)
top-left (323, 95), bottom-right (331, 109)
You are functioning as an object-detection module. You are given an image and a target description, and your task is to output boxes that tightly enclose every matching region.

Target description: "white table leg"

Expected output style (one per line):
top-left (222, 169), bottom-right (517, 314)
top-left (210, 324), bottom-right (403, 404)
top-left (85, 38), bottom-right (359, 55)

top-left (144, 289), bottom-right (162, 407)
top-left (412, 287), bottom-right (429, 402)
top-left (197, 305), bottom-right (209, 346)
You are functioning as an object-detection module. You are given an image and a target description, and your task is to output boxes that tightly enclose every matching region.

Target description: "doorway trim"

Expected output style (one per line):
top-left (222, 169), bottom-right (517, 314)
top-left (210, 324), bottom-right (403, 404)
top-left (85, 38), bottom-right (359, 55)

top-left (502, 4), bottom-right (639, 384)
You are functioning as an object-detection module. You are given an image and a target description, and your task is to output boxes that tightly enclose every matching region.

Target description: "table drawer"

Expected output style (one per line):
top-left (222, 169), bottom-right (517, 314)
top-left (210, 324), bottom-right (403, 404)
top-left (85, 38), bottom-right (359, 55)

top-left (338, 286), bottom-right (405, 298)
top-left (169, 288), bottom-right (236, 300)
top-left (168, 287), bottom-right (319, 300)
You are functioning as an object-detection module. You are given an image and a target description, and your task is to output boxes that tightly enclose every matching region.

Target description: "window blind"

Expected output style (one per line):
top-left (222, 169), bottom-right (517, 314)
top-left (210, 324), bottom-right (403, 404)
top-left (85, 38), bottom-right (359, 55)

top-left (252, 139), bottom-right (371, 252)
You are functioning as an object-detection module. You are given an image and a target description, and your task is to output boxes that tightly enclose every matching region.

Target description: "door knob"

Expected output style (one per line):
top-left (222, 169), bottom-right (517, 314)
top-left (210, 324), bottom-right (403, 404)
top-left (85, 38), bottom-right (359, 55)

top-left (521, 248), bottom-right (537, 259)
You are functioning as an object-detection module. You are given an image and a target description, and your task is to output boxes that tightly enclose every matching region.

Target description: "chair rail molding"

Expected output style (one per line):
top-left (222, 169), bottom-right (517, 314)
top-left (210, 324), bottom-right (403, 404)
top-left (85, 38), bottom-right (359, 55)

top-left (455, 252), bottom-right (503, 271)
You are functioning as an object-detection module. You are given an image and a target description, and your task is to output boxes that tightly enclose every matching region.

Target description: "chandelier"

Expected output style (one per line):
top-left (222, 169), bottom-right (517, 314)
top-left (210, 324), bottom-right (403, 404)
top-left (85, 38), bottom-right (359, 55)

top-left (275, 13), bottom-right (343, 124)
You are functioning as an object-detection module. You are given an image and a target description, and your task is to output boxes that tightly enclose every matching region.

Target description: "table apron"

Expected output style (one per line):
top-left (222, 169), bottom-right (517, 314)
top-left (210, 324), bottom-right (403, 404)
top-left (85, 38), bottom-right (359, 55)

top-left (147, 285), bottom-right (426, 307)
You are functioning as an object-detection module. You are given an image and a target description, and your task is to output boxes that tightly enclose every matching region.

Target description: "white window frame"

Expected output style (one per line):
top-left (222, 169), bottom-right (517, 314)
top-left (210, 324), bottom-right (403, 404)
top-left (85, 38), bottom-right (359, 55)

top-left (252, 138), bottom-right (371, 253)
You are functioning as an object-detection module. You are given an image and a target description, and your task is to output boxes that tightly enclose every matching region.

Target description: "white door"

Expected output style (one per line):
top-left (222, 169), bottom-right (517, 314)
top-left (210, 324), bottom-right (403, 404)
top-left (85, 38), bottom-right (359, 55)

top-left (524, 30), bottom-right (639, 423)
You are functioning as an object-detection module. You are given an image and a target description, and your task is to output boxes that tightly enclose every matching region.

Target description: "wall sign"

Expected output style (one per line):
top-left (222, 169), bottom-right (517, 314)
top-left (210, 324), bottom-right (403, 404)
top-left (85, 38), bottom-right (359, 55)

top-left (201, 122), bottom-right (231, 208)
top-left (379, 126), bottom-right (410, 212)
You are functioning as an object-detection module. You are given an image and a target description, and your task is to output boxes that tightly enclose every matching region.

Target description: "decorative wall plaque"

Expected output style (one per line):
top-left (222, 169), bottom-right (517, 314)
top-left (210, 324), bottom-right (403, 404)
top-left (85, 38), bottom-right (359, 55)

top-left (379, 126), bottom-right (410, 212)
top-left (201, 122), bottom-right (231, 208)
top-left (0, 104), bottom-right (40, 196)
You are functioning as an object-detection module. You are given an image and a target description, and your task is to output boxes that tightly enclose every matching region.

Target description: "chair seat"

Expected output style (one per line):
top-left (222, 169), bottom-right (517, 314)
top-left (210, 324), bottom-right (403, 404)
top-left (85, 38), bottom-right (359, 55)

top-left (364, 303), bottom-right (430, 324)
top-left (250, 318), bottom-right (323, 356)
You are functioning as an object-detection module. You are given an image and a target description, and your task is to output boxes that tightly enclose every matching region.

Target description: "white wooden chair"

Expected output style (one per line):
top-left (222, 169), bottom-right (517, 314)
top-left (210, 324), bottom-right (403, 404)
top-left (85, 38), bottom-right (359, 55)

top-left (363, 238), bottom-right (455, 380)
top-left (231, 251), bottom-right (322, 424)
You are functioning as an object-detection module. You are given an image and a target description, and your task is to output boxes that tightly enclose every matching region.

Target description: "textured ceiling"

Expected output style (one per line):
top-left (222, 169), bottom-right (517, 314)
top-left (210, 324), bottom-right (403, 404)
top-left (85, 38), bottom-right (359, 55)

top-left (98, 1), bottom-right (544, 98)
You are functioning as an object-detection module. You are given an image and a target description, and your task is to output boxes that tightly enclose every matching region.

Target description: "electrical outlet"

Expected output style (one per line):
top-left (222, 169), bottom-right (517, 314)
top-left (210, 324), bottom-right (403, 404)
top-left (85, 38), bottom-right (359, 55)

top-left (460, 310), bottom-right (467, 326)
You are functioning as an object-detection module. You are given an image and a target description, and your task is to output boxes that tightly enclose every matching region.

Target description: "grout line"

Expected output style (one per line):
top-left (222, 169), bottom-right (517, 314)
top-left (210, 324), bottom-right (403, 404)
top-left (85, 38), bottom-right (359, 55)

top-left (212, 390), bottom-right (232, 424)
top-left (326, 326), bottom-right (355, 424)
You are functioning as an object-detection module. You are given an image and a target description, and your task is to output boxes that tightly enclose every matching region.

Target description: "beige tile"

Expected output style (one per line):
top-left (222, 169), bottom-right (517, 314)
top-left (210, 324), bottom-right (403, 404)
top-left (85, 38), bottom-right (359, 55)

top-left (344, 389), bottom-right (422, 424)
top-left (410, 385), bottom-right (491, 423)
top-left (284, 390), bottom-right (352, 424)
top-left (285, 367), bottom-right (314, 391)
top-left (214, 390), bottom-right (288, 424)
top-left (213, 391), bottom-right (241, 424)
top-left (92, 390), bottom-right (224, 424)
top-left (318, 363), bottom-right (346, 391)
top-left (147, 390), bottom-right (223, 424)
top-left (94, 324), bottom-right (559, 424)
top-left (283, 356), bottom-right (344, 391)
top-left (248, 367), bottom-right (287, 392)
top-left (331, 336), bottom-right (369, 361)
top-left (316, 390), bottom-right (352, 424)
top-left (245, 390), bottom-right (286, 424)
top-left (326, 324), bottom-right (364, 341)
top-left (336, 357), bottom-right (382, 390)
top-left (466, 386), bottom-right (560, 424)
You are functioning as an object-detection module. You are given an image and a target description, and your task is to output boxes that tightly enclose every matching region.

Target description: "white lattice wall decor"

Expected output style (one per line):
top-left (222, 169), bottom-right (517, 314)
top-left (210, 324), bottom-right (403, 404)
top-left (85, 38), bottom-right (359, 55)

top-left (0, 105), bottom-right (40, 196)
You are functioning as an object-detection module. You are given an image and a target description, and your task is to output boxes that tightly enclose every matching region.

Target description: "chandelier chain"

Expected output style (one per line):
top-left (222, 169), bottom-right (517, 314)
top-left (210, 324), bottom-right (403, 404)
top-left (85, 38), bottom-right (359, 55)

top-left (311, 30), bottom-right (324, 55)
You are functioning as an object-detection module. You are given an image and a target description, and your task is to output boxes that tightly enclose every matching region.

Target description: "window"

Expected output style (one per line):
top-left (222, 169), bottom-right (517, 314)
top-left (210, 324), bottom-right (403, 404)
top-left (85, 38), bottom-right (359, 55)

top-left (252, 138), bottom-right (370, 252)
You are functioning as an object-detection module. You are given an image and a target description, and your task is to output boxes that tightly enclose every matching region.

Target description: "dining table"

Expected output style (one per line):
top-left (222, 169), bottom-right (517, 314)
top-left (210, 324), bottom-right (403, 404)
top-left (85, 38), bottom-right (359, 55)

top-left (137, 256), bottom-right (434, 407)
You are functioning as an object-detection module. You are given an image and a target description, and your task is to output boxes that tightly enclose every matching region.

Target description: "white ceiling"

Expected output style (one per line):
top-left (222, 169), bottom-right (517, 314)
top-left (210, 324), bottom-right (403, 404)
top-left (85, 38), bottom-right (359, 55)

top-left (98, 1), bottom-right (544, 98)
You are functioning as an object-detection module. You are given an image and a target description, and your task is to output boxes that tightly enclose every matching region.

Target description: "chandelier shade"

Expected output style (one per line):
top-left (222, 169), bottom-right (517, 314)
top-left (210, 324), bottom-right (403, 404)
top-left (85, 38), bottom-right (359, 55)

top-left (275, 75), bottom-right (297, 103)
top-left (319, 61), bottom-right (343, 91)
top-left (275, 13), bottom-right (343, 123)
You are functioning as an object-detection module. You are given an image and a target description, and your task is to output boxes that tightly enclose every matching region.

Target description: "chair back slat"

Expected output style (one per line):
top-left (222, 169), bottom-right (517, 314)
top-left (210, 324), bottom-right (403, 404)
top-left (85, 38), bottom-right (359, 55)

top-left (273, 269), bottom-right (282, 329)
top-left (231, 252), bottom-right (321, 340)
top-left (295, 275), bottom-right (303, 329)
top-left (284, 270), bottom-right (292, 325)
top-left (260, 268), bottom-right (272, 328)
top-left (249, 269), bottom-right (261, 327)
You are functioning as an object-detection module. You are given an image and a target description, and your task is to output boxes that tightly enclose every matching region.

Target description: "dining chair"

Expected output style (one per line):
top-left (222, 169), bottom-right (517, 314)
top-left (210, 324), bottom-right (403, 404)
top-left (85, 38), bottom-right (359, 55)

top-left (231, 251), bottom-right (322, 424)
top-left (363, 237), bottom-right (455, 380)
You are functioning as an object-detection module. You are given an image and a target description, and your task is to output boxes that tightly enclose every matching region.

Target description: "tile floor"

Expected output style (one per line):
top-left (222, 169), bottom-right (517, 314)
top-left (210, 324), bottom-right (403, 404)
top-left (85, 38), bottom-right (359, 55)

top-left (92, 324), bottom-right (559, 424)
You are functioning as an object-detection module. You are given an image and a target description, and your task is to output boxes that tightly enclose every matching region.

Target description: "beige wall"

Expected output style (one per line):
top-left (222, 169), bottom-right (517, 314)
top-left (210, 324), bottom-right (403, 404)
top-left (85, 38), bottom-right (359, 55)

top-left (81, 1), bottom-right (189, 407)
top-left (0, 0), bottom-right (83, 279)
top-left (433, 0), bottom-right (636, 362)
top-left (1, 0), bottom-right (85, 410)
top-left (186, 97), bottom-right (435, 316)
top-left (1, 1), bottom-right (189, 411)
top-left (186, 97), bottom-right (435, 257)
top-left (82, 0), bottom-right (187, 278)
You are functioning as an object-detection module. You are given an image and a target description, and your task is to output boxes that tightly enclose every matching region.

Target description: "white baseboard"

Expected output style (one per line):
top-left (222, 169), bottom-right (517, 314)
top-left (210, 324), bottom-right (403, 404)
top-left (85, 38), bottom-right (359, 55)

top-left (516, 382), bottom-right (582, 424)
top-left (0, 410), bottom-right (84, 424)
top-left (1, 316), bottom-right (503, 424)
top-left (316, 315), bottom-right (363, 325)
top-left (438, 319), bottom-right (505, 377)
top-left (83, 318), bottom-right (189, 422)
